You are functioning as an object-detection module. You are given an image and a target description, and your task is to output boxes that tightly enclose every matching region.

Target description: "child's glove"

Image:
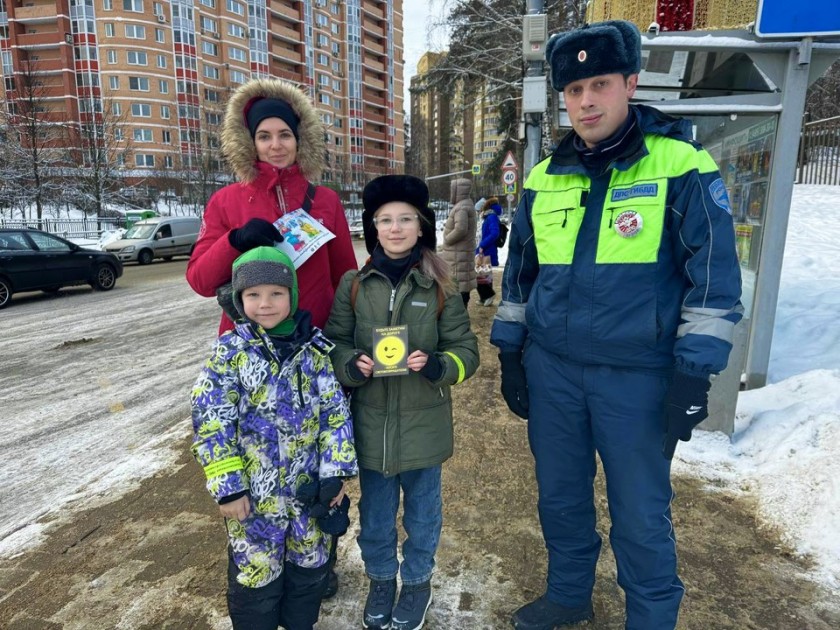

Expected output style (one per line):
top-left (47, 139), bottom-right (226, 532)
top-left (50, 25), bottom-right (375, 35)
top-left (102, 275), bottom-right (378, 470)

top-left (419, 352), bottom-right (444, 381)
top-left (296, 477), bottom-right (350, 536)
top-left (228, 218), bottom-right (283, 252)
top-left (662, 371), bottom-right (711, 460)
top-left (215, 282), bottom-right (242, 322)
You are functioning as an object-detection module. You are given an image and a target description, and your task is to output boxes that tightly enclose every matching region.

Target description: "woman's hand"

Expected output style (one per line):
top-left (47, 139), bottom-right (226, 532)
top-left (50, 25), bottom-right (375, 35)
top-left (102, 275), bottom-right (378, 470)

top-left (355, 354), bottom-right (375, 378)
top-left (407, 350), bottom-right (429, 372)
top-left (219, 495), bottom-right (251, 521)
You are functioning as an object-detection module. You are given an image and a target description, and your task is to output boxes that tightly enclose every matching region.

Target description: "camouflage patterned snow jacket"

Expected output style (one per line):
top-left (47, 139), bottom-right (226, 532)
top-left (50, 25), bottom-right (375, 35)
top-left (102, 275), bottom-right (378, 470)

top-left (191, 318), bottom-right (357, 588)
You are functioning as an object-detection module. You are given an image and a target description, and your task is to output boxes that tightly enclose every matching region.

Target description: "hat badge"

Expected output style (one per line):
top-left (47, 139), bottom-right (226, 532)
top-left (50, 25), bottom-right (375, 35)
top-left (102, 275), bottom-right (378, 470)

top-left (578, 50), bottom-right (587, 63)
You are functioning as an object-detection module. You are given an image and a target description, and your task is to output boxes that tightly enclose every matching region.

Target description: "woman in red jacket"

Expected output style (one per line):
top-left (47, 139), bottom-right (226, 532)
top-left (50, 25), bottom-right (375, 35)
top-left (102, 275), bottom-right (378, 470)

top-left (187, 78), bottom-right (357, 335)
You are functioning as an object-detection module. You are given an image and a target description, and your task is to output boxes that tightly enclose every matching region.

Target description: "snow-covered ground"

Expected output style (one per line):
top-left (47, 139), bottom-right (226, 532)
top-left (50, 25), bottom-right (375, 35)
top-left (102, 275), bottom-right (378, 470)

top-left (1, 185), bottom-right (839, 596)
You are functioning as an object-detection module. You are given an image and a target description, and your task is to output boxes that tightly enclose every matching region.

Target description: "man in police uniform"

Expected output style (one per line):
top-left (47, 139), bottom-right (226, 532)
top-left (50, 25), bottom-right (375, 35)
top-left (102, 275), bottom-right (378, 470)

top-left (490, 20), bottom-right (742, 630)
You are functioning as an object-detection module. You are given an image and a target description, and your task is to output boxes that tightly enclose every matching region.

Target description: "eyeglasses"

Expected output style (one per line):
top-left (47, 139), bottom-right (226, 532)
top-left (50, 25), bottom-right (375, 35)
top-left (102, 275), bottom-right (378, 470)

top-left (372, 215), bottom-right (419, 230)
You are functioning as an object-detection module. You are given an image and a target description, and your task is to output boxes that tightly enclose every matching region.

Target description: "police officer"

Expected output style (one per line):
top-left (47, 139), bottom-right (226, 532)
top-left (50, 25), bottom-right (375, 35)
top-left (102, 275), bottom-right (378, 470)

top-left (491, 20), bottom-right (742, 630)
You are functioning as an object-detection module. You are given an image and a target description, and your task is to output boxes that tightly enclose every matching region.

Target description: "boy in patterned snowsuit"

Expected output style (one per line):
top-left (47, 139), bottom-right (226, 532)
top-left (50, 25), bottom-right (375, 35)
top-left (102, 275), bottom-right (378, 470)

top-left (191, 246), bottom-right (358, 630)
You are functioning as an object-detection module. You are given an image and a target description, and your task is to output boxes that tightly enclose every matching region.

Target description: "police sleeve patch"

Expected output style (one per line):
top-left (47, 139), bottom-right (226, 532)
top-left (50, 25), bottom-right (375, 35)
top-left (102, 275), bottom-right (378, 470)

top-left (709, 178), bottom-right (732, 215)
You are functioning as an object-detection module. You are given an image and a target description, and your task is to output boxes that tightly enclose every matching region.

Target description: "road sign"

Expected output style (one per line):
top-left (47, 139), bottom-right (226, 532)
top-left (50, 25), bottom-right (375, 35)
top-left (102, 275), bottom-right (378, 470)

top-left (505, 183), bottom-right (517, 194)
top-left (756, 0), bottom-right (840, 38)
top-left (502, 170), bottom-right (517, 186)
top-left (506, 193), bottom-right (516, 203)
top-left (502, 151), bottom-right (518, 170)
top-left (471, 164), bottom-right (481, 175)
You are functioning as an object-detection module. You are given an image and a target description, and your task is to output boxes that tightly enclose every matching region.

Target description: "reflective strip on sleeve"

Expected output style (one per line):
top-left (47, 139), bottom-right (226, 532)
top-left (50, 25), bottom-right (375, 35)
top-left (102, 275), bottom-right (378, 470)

top-left (203, 456), bottom-right (244, 480)
top-left (495, 300), bottom-right (527, 323)
top-left (444, 351), bottom-right (466, 384)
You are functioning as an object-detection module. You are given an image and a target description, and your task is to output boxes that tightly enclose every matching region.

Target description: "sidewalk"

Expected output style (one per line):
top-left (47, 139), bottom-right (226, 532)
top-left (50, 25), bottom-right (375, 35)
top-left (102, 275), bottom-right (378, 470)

top-left (1, 287), bottom-right (838, 629)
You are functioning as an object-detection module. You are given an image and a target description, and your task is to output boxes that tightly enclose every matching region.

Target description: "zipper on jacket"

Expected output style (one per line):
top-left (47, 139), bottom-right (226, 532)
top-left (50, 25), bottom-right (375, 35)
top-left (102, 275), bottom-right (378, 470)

top-left (295, 364), bottom-right (304, 407)
top-left (275, 185), bottom-right (288, 215)
top-left (388, 287), bottom-right (396, 314)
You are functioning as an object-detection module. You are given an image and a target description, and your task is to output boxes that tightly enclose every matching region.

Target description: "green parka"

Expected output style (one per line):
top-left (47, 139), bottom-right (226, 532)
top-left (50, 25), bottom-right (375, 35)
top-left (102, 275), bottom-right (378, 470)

top-left (324, 265), bottom-right (479, 477)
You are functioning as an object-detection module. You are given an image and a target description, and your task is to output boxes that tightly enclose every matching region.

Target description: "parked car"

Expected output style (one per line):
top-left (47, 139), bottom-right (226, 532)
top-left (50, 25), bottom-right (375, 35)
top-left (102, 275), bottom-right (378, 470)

top-left (104, 216), bottom-right (201, 265)
top-left (0, 228), bottom-right (123, 309)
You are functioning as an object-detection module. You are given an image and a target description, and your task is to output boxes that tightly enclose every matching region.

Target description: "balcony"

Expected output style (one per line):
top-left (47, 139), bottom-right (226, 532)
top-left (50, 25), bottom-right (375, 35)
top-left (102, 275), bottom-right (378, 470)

top-left (271, 3), bottom-right (301, 22)
top-left (363, 38), bottom-right (385, 55)
top-left (12, 5), bottom-right (58, 23)
top-left (364, 110), bottom-right (385, 125)
top-left (271, 43), bottom-right (302, 63)
top-left (365, 75), bottom-right (385, 90)
top-left (13, 31), bottom-right (62, 49)
top-left (271, 23), bottom-right (301, 44)
top-left (362, 2), bottom-right (385, 19)
top-left (362, 56), bottom-right (385, 73)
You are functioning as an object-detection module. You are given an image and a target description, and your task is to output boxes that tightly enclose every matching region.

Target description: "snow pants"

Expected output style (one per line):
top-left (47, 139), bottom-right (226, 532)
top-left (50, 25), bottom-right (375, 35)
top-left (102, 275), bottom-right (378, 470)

top-left (523, 342), bottom-right (684, 630)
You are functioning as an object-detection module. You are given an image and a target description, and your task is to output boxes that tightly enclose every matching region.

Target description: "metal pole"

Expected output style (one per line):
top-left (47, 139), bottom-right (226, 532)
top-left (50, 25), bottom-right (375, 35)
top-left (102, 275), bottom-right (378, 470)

top-left (523, 0), bottom-right (545, 178)
top-left (744, 39), bottom-right (813, 389)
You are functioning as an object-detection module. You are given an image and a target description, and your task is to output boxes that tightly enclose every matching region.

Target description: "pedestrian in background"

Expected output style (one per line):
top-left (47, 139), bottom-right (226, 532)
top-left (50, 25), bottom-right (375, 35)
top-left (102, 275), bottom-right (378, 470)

top-left (440, 178), bottom-right (477, 306)
top-left (475, 196), bottom-right (503, 306)
top-left (190, 247), bottom-right (358, 630)
top-left (325, 175), bottom-right (479, 630)
top-left (491, 20), bottom-right (742, 630)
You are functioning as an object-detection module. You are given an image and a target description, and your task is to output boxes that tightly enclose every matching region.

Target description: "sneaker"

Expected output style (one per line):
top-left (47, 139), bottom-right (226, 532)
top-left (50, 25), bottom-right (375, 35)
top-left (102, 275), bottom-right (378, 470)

top-left (363, 578), bottom-right (397, 629)
top-left (391, 581), bottom-right (432, 630)
top-left (482, 297), bottom-right (495, 307)
top-left (321, 567), bottom-right (338, 600)
top-left (511, 595), bottom-right (593, 629)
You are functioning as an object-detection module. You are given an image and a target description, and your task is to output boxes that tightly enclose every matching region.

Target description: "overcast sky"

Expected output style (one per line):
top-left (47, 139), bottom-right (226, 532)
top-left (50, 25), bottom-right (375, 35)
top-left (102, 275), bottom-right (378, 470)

top-left (402, 2), bottom-right (449, 112)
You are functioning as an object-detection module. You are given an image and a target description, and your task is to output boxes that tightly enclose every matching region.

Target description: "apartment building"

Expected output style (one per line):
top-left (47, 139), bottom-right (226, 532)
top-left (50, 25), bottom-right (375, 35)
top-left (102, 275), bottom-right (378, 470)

top-left (0, 0), bottom-right (404, 193)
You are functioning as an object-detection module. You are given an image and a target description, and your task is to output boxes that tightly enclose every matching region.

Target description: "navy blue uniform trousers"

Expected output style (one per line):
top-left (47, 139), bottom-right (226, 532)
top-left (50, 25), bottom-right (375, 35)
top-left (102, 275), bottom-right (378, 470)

top-left (524, 342), bottom-right (684, 630)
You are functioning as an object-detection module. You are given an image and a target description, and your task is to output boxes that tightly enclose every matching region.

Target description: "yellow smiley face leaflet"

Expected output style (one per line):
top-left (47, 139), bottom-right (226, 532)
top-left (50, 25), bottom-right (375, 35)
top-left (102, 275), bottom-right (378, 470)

top-left (374, 335), bottom-right (407, 367)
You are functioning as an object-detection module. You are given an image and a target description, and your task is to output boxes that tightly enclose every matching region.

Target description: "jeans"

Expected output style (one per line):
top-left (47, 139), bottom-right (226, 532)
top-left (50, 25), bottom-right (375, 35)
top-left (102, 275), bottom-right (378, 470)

top-left (357, 466), bottom-right (442, 586)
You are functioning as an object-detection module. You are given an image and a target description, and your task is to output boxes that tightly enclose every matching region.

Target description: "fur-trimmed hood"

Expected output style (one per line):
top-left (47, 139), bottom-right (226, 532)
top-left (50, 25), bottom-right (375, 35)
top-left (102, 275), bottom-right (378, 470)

top-left (222, 78), bottom-right (325, 184)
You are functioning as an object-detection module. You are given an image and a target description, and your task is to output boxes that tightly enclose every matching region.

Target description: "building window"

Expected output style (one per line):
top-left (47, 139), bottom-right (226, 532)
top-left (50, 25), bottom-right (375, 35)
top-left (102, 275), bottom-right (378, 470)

top-left (153, 1), bottom-right (163, 15)
top-left (104, 23), bottom-right (114, 37)
top-left (162, 130), bottom-right (171, 143)
top-left (199, 0), bottom-right (215, 7)
top-left (164, 155), bottom-right (173, 168)
top-left (206, 112), bottom-right (221, 125)
top-left (126, 51), bottom-right (148, 66)
top-left (109, 76), bottom-right (119, 89)
top-left (205, 89), bottom-right (219, 102)
top-left (159, 79), bottom-right (168, 93)
top-left (133, 128), bottom-right (153, 142)
top-left (230, 69), bottom-right (247, 84)
top-left (103, 0), bottom-right (112, 9)
top-left (107, 50), bottom-right (118, 64)
top-left (125, 24), bottom-right (146, 39)
top-left (319, 93), bottom-right (330, 105)
top-left (226, 0), bottom-right (244, 16)
top-left (229, 47), bottom-right (246, 62)
top-left (131, 103), bottom-right (151, 117)
top-left (155, 28), bottom-right (164, 43)
top-left (135, 154), bottom-right (155, 167)
top-left (112, 102), bottom-right (122, 115)
top-left (157, 54), bottom-right (167, 68)
top-left (316, 13), bottom-right (328, 27)
top-left (128, 76), bottom-right (149, 91)
top-left (201, 17), bottom-right (217, 33)
top-left (203, 65), bottom-right (220, 80)
top-left (114, 127), bottom-right (123, 140)
top-left (228, 23), bottom-right (246, 38)
top-left (161, 105), bottom-right (170, 119)
top-left (123, 0), bottom-right (142, 12)
top-left (317, 34), bottom-right (328, 47)
top-left (202, 41), bottom-right (217, 56)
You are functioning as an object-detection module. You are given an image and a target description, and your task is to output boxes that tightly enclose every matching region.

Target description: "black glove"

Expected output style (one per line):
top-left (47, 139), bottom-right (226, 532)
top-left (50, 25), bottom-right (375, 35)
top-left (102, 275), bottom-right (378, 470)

top-left (228, 218), bottom-right (283, 252)
top-left (419, 352), bottom-right (444, 382)
top-left (662, 371), bottom-right (712, 460)
top-left (499, 351), bottom-right (529, 419)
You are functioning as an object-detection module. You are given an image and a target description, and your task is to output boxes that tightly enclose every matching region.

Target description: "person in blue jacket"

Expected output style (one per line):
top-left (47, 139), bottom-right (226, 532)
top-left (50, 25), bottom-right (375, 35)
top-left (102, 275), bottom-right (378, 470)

top-left (475, 197), bottom-right (503, 306)
top-left (490, 20), bottom-right (742, 630)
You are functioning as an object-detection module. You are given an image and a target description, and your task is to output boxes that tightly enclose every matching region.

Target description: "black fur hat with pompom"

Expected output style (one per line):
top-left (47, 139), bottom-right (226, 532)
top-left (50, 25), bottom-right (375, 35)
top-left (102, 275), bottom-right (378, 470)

top-left (361, 175), bottom-right (436, 254)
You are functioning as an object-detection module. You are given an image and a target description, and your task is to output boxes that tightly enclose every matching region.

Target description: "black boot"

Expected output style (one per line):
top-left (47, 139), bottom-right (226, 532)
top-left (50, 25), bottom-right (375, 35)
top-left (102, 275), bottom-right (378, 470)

top-left (511, 595), bottom-right (593, 629)
top-left (321, 534), bottom-right (340, 600)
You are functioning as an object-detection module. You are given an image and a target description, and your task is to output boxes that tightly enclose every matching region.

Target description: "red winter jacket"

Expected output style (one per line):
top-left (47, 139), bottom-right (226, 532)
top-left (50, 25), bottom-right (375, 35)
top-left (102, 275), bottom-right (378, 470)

top-left (186, 161), bottom-right (358, 334)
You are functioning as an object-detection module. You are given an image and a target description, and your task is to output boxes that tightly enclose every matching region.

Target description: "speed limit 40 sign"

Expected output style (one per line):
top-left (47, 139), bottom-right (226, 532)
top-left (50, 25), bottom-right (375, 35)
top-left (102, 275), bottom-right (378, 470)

top-left (502, 169), bottom-right (517, 186)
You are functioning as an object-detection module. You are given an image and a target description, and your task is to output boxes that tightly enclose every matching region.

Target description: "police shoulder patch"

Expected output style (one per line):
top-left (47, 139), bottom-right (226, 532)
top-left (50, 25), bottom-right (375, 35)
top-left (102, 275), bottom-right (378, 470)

top-left (709, 178), bottom-right (732, 214)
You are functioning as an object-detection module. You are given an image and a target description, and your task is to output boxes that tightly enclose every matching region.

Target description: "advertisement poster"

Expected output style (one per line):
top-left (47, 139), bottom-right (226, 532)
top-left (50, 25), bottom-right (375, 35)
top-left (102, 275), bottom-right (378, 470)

top-left (372, 325), bottom-right (409, 377)
top-left (273, 208), bottom-right (335, 269)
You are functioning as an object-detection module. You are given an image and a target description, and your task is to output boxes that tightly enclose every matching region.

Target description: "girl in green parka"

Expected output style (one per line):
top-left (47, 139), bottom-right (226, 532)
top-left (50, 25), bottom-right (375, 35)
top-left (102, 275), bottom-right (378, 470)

top-left (324, 175), bottom-right (479, 630)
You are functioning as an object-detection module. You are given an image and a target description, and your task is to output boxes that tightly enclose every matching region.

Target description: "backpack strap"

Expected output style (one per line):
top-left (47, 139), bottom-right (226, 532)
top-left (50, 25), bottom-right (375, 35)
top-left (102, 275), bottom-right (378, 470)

top-left (350, 273), bottom-right (446, 320)
top-left (301, 182), bottom-right (317, 213)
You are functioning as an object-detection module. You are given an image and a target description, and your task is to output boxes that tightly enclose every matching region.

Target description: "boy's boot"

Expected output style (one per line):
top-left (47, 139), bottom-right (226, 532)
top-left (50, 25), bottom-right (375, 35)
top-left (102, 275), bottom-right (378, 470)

top-left (363, 577), bottom-right (397, 629)
top-left (390, 581), bottom-right (432, 630)
top-left (511, 595), bottom-right (593, 629)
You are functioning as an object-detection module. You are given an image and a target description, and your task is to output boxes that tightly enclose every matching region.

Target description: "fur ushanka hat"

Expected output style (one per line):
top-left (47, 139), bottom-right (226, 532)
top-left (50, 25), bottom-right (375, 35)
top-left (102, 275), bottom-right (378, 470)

top-left (361, 175), bottom-right (437, 255)
top-left (546, 20), bottom-right (641, 91)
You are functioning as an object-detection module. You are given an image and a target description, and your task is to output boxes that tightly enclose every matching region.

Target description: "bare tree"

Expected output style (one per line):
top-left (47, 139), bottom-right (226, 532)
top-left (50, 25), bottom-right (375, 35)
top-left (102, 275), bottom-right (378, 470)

top-left (62, 91), bottom-right (134, 216)
top-left (805, 60), bottom-right (840, 121)
top-left (0, 59), bottom-right (67, 224)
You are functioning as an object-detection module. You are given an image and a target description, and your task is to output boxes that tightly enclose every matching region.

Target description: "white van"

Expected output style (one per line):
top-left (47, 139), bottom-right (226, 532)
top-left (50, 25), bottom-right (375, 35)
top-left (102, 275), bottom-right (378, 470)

top-left (106, 216), bottom-right (201, 265)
